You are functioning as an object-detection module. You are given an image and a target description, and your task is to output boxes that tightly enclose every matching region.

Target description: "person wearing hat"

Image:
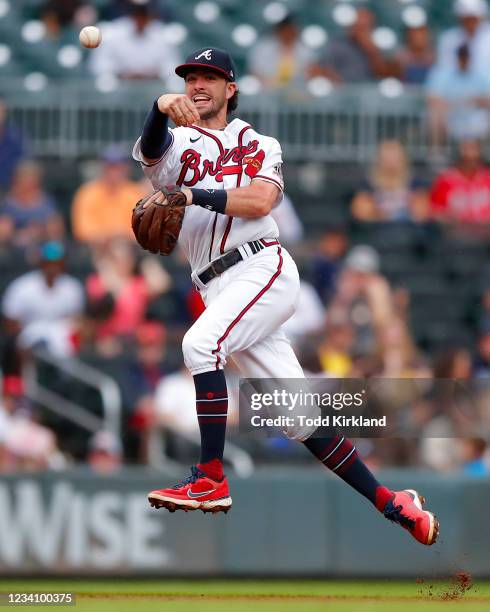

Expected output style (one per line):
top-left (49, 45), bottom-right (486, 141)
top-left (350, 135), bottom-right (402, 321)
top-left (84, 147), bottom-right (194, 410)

top-left (71, 144), bottom-right (145, 243)
top-left (436, 0), bottom-right (490, 73)
top-left (134, 48), bottom-right (439, 547)
top-left (2, 241), bottom-right (84, 356)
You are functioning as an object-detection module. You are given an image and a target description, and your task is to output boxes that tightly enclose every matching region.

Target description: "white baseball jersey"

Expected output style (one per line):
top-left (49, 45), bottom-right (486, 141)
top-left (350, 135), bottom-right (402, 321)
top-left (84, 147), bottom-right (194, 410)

top-left (132, 118), bottom-right (283, 273)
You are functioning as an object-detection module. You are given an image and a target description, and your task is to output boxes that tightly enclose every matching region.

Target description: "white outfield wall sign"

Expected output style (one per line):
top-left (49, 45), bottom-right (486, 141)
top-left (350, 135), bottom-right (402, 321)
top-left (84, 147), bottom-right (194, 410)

top-left (0, 474), bottom-right (222, 574)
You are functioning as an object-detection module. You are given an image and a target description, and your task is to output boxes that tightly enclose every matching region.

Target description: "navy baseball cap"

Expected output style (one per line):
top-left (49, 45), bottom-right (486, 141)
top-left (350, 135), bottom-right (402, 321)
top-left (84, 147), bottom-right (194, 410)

top-left (175, 47), bottom-right (237, 81)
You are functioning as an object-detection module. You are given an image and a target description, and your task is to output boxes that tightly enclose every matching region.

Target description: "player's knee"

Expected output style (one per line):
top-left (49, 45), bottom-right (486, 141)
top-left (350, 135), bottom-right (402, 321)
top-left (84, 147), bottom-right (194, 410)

top-left (182, 326), bottom-right (216, 373)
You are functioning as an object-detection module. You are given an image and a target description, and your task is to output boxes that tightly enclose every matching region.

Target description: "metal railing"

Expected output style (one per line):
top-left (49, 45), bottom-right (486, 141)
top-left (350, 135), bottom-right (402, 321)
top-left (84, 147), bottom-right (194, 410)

top-left (1, 79), bottom-right (438, 162)
top-left (24, 348), bottom-right (122, 438)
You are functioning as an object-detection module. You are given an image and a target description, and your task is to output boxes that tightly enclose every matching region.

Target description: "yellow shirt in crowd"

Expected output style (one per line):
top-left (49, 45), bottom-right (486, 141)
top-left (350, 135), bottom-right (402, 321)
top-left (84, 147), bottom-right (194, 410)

top-left (71, 180), bottom-right (144, 242)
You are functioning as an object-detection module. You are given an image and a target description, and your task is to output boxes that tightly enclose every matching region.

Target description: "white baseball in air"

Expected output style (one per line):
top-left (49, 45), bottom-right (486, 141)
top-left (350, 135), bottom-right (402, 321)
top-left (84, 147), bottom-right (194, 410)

top-left (79, 26), bottom-right (102, 49)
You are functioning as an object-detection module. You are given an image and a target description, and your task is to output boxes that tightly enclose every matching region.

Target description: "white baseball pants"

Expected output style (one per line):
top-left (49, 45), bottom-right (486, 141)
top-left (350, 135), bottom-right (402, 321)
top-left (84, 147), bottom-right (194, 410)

top-left (182, 243), bottom-right (317, 440)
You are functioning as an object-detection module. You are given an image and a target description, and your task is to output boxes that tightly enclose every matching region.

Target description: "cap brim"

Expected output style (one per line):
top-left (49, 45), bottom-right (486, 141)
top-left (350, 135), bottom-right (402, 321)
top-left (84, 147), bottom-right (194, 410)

top-left (175, 63), bottom-right (234, 80)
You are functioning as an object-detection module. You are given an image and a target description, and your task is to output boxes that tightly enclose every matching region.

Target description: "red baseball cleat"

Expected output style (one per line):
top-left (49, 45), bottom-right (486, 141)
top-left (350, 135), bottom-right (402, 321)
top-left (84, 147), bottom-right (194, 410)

top-left (382, 489), bottom-right (439, 545)
top-left (148, 465), bottom-right (232, 514)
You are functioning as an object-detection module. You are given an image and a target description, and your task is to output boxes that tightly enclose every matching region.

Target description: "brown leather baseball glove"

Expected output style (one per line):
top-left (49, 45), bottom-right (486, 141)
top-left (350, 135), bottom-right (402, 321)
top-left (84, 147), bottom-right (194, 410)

top-left (131, 185), bottom-right (187, 255)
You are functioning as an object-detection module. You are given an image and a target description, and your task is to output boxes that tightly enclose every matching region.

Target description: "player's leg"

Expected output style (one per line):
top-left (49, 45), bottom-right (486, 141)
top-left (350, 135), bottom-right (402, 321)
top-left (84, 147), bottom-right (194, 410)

top-left (149, 245), bottom-right (299, 513)
top-left (233, 330), bottom-right (439, 545)
top-left (232, 330), bottom-right (393, 505)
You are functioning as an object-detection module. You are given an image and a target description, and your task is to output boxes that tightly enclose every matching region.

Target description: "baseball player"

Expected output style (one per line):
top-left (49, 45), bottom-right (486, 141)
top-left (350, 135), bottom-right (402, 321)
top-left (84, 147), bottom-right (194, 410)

top-left (133, 47), bottom-right (439, 545)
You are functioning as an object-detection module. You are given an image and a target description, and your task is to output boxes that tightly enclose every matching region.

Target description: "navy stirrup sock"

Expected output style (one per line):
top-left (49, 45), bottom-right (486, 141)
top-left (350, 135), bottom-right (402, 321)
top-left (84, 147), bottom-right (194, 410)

top-left (193, 370), bottom-right (228, 481)
top-left (303, 435), bottom-right (393, 509)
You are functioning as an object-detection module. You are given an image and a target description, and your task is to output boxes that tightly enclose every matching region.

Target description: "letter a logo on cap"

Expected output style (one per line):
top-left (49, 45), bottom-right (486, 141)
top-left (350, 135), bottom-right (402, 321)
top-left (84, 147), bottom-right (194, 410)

top-left (195, 49), bottom-right (212, 60)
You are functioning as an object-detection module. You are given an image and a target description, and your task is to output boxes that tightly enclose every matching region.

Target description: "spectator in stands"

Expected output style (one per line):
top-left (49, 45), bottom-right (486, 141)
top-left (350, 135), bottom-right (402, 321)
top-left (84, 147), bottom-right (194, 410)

top-left (247, 14), bottom-right (316, 90)
top-left (0, 98), bottom-right (27, 195)
top-left (311, 226), bottom-right (348, 304)
top-left (376, 316), bottom-right (429, 378)
top-left (4, 409), bottom-right (62, 471)
top-left (474, 328), bottom-right (490, 378)
top-left (395, 24), bottom-right (435, 85)
top-left (317, 322), bottom-right (355, 377)
top-left (479, 286), bottom-right (490, 333)
top-left (85, 239), bottom-right (169, 355)
top-left (87, 430), bottom-right (122, 474)
top-left (427, 43), bottom-right (490, 145)
top-left (124, 321), bottom-right (168, 417)
top-left (0, 161), bottom-right (64, 248)
top-left (88, 0), bottom-right (181, 82)
top-left (351, 140), bottom-right (430, 222)
top-left (458, 438), bottom-right (489, 475)
top-left (419, 347), bottom-right (474, 471)
top-left (2, 241), bottom-right (84, 357)
top-left (270, 193), bottom-right (304, 245)
top-left (281, 280), bottom-right (326, 347)
top-left (71, 145), bottom-right (144, 243)
top-left (155, 366), bottom-right (198, 435)
top-left (122, 321), bottom-right (168, 462)
top-left (436, 0), bottom-right (490, 73)
top-left (40, 0), bottom-right (83, 42)
top-left (430, 139), bottom-right (490, 222)
top-left (327, 245), bottom-right (396, 356)
top-left (316, 7), bottom-right (393, 83)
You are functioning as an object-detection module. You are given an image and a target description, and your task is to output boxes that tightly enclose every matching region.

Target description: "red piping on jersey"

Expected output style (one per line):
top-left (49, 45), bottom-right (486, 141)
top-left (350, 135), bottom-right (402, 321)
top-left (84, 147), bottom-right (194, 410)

top-left (212, 246), bottom-right (283, 369)
top-left (260, 238), bottom-right (280, 247)
top-left (253, 174), bottom-right (283, 192)
top-left (219, 125), bottom-right (252, 254)
top-left (220, 217), bottom-right (233, 254)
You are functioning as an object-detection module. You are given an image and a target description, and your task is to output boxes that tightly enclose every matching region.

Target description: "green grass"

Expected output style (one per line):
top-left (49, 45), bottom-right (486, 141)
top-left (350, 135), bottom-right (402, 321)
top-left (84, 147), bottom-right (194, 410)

top-left (0, 579), bottom-right (489, 611)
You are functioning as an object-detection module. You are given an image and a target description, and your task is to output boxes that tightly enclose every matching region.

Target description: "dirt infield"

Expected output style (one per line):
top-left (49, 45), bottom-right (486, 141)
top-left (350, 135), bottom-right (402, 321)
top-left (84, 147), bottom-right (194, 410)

top-left (416, 571), bottom-right (476, 601)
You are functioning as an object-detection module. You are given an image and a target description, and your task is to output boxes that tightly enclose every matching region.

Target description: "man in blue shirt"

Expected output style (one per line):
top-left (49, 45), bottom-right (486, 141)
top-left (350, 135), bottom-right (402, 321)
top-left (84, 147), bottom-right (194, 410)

top-left (426, 43), bottom-right (490, 146)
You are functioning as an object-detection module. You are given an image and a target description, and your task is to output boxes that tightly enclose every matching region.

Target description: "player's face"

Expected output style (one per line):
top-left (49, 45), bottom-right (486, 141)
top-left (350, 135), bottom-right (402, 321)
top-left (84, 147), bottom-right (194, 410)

top-left (185, 70), bottom-right (235, 120)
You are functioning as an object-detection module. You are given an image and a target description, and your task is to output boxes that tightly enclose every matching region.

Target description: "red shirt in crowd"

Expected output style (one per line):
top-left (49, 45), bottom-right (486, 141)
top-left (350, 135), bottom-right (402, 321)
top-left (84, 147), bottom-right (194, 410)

top-left (86, 274), bottom-right (149, 339)
top-left (430, 166), bottom-right (490, 222)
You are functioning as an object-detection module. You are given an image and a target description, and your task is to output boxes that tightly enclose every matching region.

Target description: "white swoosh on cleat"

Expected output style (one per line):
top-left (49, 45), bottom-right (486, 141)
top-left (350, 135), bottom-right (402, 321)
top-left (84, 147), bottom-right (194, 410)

top-left (187, 489), bottom-right (216, 498)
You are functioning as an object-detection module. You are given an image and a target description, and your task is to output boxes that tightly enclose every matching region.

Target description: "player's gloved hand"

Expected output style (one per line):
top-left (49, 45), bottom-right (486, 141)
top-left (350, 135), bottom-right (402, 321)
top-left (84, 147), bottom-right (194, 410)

top-left (157, 94), bottom-right (200, 127)
top-left (131, 185), bottom-right (187, 256)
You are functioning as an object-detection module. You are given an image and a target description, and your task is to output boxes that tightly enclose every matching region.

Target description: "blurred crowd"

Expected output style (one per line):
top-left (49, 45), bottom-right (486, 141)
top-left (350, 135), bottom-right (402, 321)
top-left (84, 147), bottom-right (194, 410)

top-left (0, 0), bottom-right (489, 476)
top-left (30, 0), bottom-right (490, 146)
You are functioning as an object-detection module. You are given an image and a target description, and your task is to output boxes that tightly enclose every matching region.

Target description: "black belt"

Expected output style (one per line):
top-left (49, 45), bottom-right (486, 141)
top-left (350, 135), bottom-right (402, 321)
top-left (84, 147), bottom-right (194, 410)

top-left (197, 239), bottom-right (279, 285)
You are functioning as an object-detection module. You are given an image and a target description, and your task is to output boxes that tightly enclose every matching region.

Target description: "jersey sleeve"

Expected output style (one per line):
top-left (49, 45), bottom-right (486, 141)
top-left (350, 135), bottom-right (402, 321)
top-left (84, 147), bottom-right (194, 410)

top-left (132, 128), bottom-right (185, 187)
top-left (251, 135), bottom-right (284, 193)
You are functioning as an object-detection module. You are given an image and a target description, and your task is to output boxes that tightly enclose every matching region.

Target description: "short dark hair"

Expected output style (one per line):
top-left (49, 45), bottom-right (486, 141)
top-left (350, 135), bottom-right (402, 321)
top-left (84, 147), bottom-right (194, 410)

top-left (227, 88), bottom-right (239, 114)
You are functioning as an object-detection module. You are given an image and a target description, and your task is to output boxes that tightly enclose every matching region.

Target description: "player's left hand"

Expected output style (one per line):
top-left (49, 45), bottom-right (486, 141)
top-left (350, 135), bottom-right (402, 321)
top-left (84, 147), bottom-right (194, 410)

top-left (142, 187), bottom-right (192, 208)
top-left (132, 186), bottom-right (188, 255)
